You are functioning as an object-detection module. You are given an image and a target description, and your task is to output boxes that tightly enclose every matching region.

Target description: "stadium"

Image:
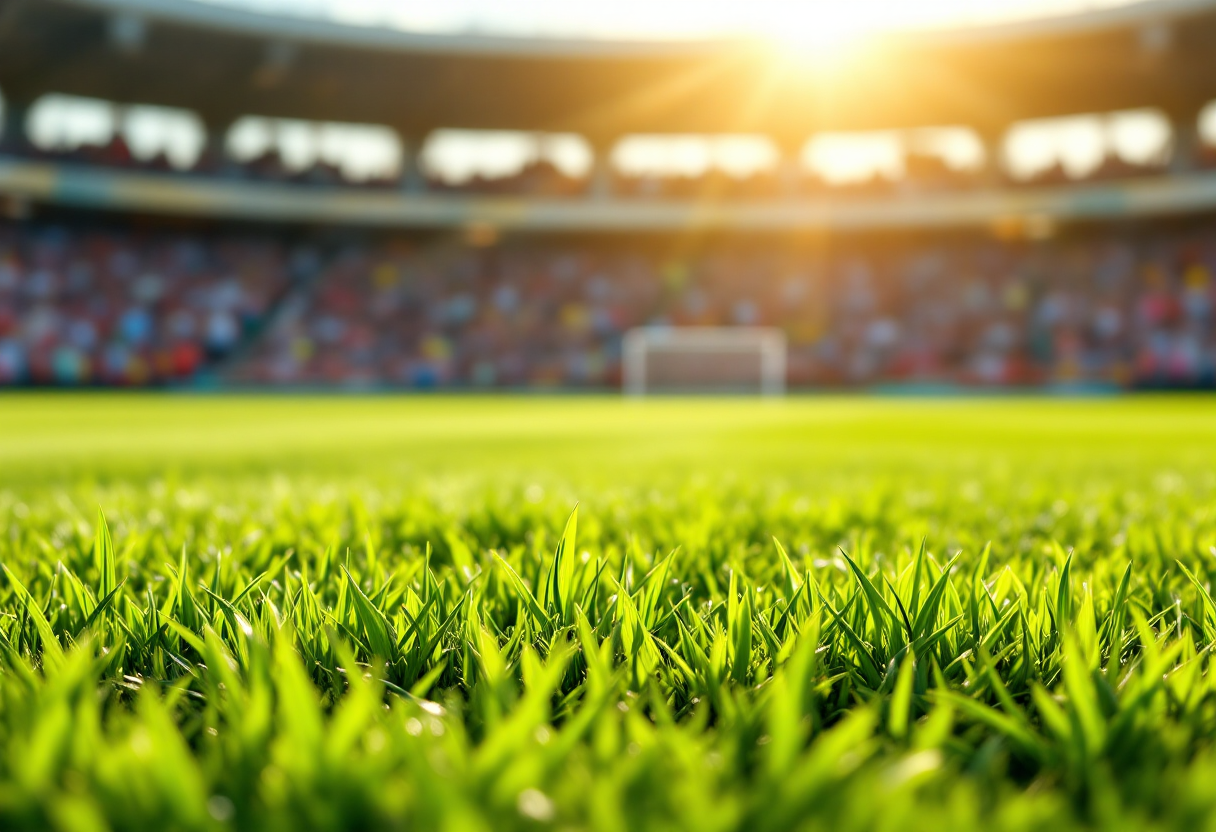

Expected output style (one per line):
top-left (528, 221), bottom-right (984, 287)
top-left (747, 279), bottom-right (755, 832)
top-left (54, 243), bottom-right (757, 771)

top-left (3, 1), bottom-right (1216, 830)
top-left (4, 0), bottom-right (1216, 391)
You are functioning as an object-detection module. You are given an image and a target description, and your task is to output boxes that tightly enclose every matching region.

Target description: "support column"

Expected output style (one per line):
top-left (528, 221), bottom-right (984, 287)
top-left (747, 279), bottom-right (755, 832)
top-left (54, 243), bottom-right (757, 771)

top-left (0, 96), bottom-right (30, 153)
top-left (196, 119), bottom-right (232, 174)
top-left (1169, 112), bottom-right (1202, 173)
top-left (586, 138), bottom-right (617, 200)
top-left (0, 92), bottom-right (34, 218)
top-left (400, 134), bottom-right (428, 194)
top-left (772, 135), bottom-right (807, 198)
top-left (973, 124), bottom-right (1009, 188)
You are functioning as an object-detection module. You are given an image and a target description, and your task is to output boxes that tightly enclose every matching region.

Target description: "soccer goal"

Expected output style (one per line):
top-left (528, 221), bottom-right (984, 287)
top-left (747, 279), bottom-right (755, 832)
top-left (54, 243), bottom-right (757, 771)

top-left (622, 327), bottom-right (787, 396)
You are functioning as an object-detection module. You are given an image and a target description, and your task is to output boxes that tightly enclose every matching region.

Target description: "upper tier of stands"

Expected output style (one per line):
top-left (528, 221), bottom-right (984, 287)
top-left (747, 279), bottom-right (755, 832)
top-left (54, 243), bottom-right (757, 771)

top-left (4, 1), bottom-right (1216, 227)
top-left (9, 0), bottom-right (1216, 140)
top-left (0, 132), bottom-right (1187, 197)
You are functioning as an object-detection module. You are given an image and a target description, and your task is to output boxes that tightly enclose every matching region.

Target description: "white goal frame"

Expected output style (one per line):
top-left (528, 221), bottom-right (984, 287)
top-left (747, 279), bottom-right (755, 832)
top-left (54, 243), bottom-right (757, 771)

top-left (622, 327), bottom-right (787, 396)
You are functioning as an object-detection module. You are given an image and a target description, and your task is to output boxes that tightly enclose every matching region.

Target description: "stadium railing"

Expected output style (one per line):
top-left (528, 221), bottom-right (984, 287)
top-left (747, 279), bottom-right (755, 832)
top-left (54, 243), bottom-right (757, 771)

top-left (8, 154), bottom-right (1216, 231)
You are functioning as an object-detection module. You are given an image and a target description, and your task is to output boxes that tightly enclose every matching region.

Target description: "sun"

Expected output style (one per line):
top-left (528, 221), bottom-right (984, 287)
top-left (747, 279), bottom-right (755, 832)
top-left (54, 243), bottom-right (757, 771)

top-left (748, 0), bottom-right (976, 53)
top-left (746, 2), bottom-right (903, 71)
top-left (767, 8), bottom-right (882, 50)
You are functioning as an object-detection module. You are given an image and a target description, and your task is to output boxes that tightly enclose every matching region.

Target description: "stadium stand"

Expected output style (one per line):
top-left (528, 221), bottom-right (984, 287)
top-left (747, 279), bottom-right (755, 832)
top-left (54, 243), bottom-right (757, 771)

top-left (223, 226), bottom-right (1216, 390)
top-left (2, 0), bottom-right (1216, 389)
top-left (6, 216), bottom-right (1212, 391)
top-left (0, 219), bottom-right (307, 385)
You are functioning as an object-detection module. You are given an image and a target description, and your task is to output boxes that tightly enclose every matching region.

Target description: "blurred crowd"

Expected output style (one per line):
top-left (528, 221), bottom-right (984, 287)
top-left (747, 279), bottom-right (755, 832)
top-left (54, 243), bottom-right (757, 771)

top-left (3, 216), bottom-right (1215, 390)
top-left (0, 223), bottom-right (297, 385)
top-left (230, 226), bottom-right (1216, 390)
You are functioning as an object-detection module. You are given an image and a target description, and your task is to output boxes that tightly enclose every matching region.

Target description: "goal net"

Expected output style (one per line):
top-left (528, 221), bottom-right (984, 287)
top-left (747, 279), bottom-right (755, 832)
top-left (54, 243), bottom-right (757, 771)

top-left (622, 327), bottom-right (786, 396)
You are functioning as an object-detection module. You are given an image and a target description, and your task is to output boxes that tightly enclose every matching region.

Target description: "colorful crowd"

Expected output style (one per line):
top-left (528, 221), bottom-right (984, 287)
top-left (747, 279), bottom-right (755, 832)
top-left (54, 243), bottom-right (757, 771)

top-left (0, 222), bottom-right (298, 385)
top-left (234, 226), bottom-right (1216, 389)
top-left (2, 218), bottom-right (1214, 390)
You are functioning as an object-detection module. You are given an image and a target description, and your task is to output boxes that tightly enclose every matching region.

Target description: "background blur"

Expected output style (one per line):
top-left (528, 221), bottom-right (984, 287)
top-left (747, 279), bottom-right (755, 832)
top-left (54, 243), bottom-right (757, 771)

top-left (2, 0), bottom-right (1216, 391)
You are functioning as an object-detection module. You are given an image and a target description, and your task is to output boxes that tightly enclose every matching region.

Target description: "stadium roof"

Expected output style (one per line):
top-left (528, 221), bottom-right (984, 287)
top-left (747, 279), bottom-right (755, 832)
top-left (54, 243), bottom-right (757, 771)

top-left (3, 0), bottom-right (1216, 144)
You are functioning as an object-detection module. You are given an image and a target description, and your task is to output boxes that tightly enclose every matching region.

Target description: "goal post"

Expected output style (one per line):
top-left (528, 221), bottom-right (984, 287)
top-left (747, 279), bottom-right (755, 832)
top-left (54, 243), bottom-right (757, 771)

top-left (622, 327), bottom-right (787, 396)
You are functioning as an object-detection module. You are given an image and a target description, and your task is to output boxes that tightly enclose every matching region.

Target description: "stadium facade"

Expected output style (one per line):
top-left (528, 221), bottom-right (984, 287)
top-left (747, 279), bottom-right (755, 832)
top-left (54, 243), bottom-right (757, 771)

top-left (2, 0), bottom-right (1216, 390)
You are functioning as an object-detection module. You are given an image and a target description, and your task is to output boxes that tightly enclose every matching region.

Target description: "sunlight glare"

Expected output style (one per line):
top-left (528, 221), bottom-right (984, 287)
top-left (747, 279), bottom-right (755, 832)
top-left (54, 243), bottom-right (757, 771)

top-left (749, 0), bottom-right (1040, 53)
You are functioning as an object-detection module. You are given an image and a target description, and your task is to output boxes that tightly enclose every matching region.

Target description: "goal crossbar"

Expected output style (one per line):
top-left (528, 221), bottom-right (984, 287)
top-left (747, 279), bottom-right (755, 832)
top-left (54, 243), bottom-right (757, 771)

top-left (622, 326), bottom-right (786, 396)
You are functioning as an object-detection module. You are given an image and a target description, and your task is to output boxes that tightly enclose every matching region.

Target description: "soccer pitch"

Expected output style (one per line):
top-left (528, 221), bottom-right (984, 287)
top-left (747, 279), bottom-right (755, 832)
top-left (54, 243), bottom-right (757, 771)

top-left (3, 394), bottom-right (1216, 831)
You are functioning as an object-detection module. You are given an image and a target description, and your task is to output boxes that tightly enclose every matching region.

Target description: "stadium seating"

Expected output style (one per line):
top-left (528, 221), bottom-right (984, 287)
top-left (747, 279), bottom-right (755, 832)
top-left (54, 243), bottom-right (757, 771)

top-left (5, 217), bottom-right (1211, 390)
top-left (0, 222), bottom-right (303, 385)
top-left (227, 229), bottom-right (1216, 391)
top-left (2, 0), bottom-right (1216, 391)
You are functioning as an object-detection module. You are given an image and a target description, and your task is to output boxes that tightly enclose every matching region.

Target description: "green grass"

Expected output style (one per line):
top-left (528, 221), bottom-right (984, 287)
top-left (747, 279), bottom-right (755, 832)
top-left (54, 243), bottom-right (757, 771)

top-left (3, 394), bottom-right (1216, 831)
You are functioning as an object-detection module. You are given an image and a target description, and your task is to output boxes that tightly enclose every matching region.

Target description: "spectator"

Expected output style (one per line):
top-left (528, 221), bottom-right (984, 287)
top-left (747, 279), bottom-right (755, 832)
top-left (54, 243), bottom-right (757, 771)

top-left (229, 225), bottom-right (1216, 390)
top-left (0, 221), bottom-right (290, 386)
top-left (7, 218), bottom-right (1216, 391)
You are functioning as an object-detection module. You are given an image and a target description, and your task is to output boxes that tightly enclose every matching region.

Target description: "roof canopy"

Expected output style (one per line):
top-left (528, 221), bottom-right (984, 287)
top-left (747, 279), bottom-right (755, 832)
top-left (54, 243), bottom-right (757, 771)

top-left (3, 0), bottom-right (1216, 144)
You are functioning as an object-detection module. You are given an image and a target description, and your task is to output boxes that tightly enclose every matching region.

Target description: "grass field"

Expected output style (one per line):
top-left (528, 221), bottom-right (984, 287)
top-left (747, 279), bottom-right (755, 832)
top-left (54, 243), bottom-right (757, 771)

top-left (3, 394), bottom-right (1216, 831)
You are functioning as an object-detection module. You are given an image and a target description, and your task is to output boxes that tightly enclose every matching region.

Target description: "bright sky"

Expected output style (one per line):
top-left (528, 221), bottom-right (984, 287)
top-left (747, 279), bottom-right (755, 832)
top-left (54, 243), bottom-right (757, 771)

top-left (201, 0), bottom-right (1137, 40)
